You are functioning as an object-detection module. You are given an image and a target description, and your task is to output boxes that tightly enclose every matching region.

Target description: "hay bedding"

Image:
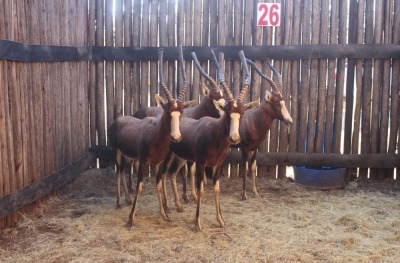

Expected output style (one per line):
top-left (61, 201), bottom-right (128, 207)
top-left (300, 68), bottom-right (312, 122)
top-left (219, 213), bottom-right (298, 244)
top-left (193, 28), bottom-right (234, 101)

top-left (1, 168), bottom-right (400, 262)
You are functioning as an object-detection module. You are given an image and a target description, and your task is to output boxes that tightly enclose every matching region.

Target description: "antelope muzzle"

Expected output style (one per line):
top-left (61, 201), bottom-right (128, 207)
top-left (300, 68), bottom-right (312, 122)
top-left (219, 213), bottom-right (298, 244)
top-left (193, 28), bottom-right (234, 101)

top-left (170, 111), bottom-right (182, 142)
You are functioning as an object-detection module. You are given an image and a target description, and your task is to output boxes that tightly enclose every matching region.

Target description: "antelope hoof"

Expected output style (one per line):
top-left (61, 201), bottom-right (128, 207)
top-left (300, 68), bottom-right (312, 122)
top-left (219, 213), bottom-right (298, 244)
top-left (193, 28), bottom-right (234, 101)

top-left (116, 203), bottom-right (122, 209)
top-left (126, 199), bottom-right (133, 205)
top-left (254, 192), bottom-right (260, 198)
top-left (176, 206), bottom-right (185, 213)
top-left (182, 195), bottom-right (190, 204)
top-left (126, 219), bottom-right (134, 228)
top-left (194, 224), bottom-right (201, 232)
top-left (164, 215), bottom-right (172, 222)
top-left (241, 194), bottom-right (248, 201)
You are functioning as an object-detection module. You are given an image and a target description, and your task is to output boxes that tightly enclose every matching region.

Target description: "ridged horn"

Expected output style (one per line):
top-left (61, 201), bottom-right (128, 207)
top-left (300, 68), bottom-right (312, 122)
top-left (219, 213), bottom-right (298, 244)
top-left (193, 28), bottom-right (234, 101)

top-left (246, 58), bottom-right (279, 94)
top-left (177, 45), bottom-right (188, 102)
top-left (210, 50), bottom-right (234, 102)
top-left (191, 52), bottom-right (220, 93)
top-left (266, 59), bottom-right (282, 94)
top-left (159, 48), bottom-right (174, 102)
top-left (237, 50), bottom-right (250, 102)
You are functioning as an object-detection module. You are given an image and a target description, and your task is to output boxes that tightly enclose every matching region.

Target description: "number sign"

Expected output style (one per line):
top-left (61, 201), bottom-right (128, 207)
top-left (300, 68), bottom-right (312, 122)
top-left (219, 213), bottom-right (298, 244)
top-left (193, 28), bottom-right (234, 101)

top-left (257, 3), bottom-right (281, 27)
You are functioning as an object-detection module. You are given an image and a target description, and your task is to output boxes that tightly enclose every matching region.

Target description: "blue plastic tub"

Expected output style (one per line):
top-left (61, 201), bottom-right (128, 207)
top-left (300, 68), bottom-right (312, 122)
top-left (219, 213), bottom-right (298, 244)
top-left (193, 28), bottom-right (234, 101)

top-left (293, 166), bottom-right (346, 190)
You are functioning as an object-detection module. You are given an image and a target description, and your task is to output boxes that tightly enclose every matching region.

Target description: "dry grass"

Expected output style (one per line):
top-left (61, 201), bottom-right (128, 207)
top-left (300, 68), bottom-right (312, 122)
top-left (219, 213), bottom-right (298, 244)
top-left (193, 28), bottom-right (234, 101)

top-left (1, 168), bottom-right (400, 262)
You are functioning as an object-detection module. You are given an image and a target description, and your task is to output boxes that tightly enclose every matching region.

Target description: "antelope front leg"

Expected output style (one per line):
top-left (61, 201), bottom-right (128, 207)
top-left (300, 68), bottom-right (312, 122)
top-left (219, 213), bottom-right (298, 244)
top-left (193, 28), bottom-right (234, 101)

top-left (170, 169), bottom-right (184, 212)
top-left (195, 164), bottom-right (205, 232)
top-left (129, 160), bottom-right (138, 193)
top-left (156, 168), bottom-right (171, 222)
top-left (180, 165), bottom-right (190, 204)
top-left (189, 162), bottom-right (198, 202)
top-left (161, 166), bottom-right (171, 213)
top-left (241, 161), bottom-right (249, 200)
top-left (213, 167), bottom-right (225, 230)
top-left (127, 162), bottom-right (145, 227)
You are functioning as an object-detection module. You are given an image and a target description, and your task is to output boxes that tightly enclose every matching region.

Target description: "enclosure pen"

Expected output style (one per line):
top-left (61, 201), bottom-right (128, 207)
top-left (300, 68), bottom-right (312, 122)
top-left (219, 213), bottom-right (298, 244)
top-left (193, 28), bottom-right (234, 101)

top-left (0, 0), bottom-right (399, 233)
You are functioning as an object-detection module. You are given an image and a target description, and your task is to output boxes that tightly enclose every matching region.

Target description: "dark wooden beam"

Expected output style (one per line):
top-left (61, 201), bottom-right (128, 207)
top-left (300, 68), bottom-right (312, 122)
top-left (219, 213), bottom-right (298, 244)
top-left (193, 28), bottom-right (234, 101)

top-left (1, 39), bottom-right (400, 62)
top-left (0, 152), bottom-right (96, 219)
top-left (224, 151), bottom-right (400, 168)
top-left (92, 145), bottom-right (400, 169)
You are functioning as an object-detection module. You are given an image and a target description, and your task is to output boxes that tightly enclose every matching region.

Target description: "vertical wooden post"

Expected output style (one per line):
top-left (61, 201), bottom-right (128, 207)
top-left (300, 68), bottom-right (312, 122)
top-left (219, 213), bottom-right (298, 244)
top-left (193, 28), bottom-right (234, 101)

top-left (115, 0), bottom-right (124, 117)
top-left (123, 0), bottom-right (133, 115)
top-left (315, 0), bottom-right (329, 154)
top-left (96, 0), bottom-right (106, 167)
top-left (132, 0), bottom-right (141, 113)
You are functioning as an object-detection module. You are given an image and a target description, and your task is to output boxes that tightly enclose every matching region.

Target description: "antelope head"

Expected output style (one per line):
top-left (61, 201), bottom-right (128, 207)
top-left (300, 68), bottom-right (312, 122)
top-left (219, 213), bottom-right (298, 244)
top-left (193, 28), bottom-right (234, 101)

top-left (246, 58), bottom-right (293, 125)
top-left (191, 50), bottom-right (250, 145)
top-left (158, 48), bottom-right (187, 142)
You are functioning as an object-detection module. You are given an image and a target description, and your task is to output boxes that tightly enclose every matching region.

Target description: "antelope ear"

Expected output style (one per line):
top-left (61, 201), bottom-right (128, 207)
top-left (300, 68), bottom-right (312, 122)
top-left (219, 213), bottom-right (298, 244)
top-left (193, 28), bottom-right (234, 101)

top-left (154, 94), bottom-right (165, 107)
top-left (265, 90), bottom-right (272, 102)
top-left (202, 83), bottom-right (209, 96)
top-left (183, 99), bottom-right (198, 109)
top-left (244, 100), bottom-right (259, 111)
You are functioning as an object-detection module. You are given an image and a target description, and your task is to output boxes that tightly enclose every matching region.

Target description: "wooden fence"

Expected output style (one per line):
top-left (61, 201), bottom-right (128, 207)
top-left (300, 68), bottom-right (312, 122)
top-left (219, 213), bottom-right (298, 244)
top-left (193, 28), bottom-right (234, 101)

top-left (0, 0), bottom-right (399, 229)
top-left (87, 0), bottom-right (400, 180)
top-left (0, 0), bottom-right (89, 228)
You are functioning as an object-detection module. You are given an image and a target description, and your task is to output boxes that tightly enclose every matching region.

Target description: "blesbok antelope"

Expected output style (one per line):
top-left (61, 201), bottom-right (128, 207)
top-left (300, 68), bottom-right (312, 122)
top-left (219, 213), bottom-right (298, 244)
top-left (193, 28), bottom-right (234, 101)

top-left (167, 51), bottom-right (253, 231)
top-left (236, 55), bottom-right (293, 200)
top-left (162, 50), bottom-right (255, 212)
top-left (131, 47), bottom-right (226, 210)
top-left (108, 49), bottom-right (187, 226)
top-left (118, 46), bottom-right (197, 208)
top-left (125, 96), bottom-right (197, 196)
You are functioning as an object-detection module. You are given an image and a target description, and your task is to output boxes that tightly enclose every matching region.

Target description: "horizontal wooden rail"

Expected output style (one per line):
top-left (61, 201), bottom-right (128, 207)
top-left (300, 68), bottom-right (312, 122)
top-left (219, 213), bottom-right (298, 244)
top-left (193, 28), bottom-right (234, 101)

top-left (91, 146), bottom-right (399, 169)
top-left (225, 152), bottom-right (400, 168)
top-left (0, 152), bottom-right (96, 219)
top-left (1, 39), bottom-right (400, 62)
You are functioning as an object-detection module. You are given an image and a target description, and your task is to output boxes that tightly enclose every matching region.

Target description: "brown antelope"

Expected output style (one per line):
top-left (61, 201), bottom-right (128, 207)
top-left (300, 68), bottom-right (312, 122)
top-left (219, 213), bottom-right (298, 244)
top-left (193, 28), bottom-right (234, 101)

top-left (162, 50), bottom-right (256, 212)
top-left (108, 49), bottom-right (187, 226)
top-left (236, 55), bottom-right (293, 200)
top-left (168, 51), bottom-right (253, 231)
top-left (126, 96), bottom-right (197, 198)
top-left (131, 47), bottom-right (226, 211)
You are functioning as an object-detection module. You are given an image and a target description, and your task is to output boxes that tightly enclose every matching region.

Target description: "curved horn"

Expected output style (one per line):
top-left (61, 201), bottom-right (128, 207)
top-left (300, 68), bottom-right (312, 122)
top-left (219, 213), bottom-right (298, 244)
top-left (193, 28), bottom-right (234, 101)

top-left (237, 50), bottom-right (250, 102)
top-left (266, 59), bottom-right (283, 93)
top-left (191, 52), bottom-right (220, 92)
top-left (246, 58), bottom-right (279, 93)
top-left (177, 45), bottom-right (188, 102)
top-left (159, 48), bottom-right (174, 102)
top-left (210, 50), bottom-right (234, 102)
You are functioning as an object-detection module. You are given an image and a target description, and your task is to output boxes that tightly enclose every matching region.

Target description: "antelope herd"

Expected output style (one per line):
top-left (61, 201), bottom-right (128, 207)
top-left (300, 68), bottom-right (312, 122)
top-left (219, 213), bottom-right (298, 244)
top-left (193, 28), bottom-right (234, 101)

top-left (108, 46), bottom-right (293, 231)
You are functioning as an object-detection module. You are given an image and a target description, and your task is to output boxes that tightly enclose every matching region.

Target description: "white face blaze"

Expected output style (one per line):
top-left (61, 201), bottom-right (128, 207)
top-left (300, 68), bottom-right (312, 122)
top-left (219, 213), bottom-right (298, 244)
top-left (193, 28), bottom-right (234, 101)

top-left (170, 111), bottom-right (182, 141)
top-left (280, 101), bottom-right (293, 124)
top-left (229, 112), bottom-right (241, 144)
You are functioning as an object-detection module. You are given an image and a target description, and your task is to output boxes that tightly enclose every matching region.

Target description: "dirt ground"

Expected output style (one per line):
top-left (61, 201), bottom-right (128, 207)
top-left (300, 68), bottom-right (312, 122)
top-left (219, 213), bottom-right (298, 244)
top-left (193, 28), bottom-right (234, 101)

top-left (1, 168), bottom-right (400, 262)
